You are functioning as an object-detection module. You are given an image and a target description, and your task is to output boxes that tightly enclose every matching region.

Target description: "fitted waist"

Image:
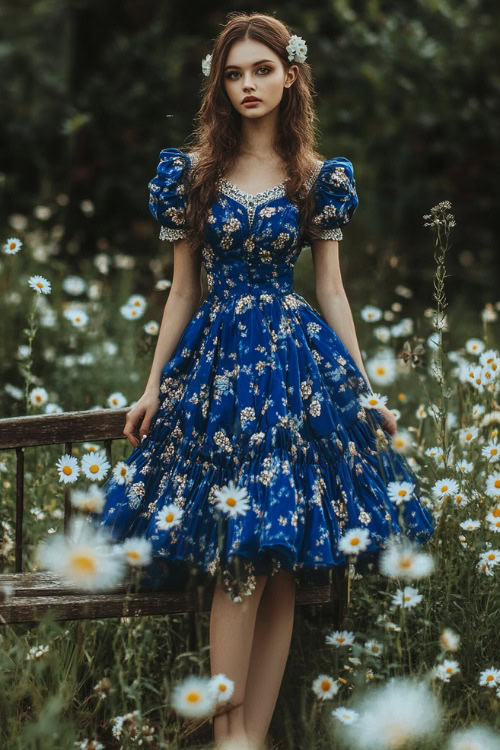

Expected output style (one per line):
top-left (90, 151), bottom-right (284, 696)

top-left (207, 270), bottom-right (294, 298)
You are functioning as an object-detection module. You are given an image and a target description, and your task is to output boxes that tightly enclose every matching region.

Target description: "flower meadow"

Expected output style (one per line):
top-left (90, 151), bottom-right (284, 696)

top-left (0, 201), bottom-right (499, 749)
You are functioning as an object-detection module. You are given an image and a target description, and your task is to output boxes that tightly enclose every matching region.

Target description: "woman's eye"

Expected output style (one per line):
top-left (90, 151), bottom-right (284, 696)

top-left (226, 67), bottom-right (271, 79)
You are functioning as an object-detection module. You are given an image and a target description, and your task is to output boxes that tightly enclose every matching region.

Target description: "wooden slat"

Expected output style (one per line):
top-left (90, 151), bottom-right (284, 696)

top-left (0, 408), bottom-right (129, 450)
top-left (0, 572), bottom-right (333, 624)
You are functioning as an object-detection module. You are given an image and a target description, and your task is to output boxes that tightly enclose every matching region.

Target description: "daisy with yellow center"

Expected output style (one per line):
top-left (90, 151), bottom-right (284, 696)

top-left (71, 483), bottom-right (106, 513)
top-left (56, 454), bottom-right (80, 484)
top-left (391, 586), bottom-right (423, 608)
top-left (338, 528), bottom-right (371, 556)
top-left (112, 461), bottom-right (136, 485)
top-left (365, 639), bottom-right (383, 656)
top-left (485, 511), bottom-right (500, 532)
top-left (387, 480), bottom-right (416, 506)
top-left (479, 667), bottom-right (500, 688)
top-left (459, 425), bottom-right (479, 445)
top-left (485, 472), bottom-right (500, 498)
top-left (3, 237), bottom-right (23, 254)
top-left (107, 391), bottom-right (127, 409)
top-left (359, 392), bottom-right (388, 410)
top-left (331, 706), bottom-right (359, 724)
top-left (120, 538), bottom-right (153, 567)
top-left (434, 660), bottom-right (460, 682)
top-left (155, 503), bottom-right (184, 530)
top-left (379, 537), bottom-right (434, 579)
top-left (432, 477), bottom-right (459, 499)
top-left (35, 516), bottom-right (125, 590)
top-left (30, 386), bottom-right (49, 407)
top-left (325, 630), bottom-right (355, 647)
top-left (208, 673), bottom-right (235, 704)
top-left (312, 673), bottom-right (339, 700)
top-left (213, 480), bottom-right (251, 518)
top-left (81, 450), bottom-right (111, 481)
top-left (171, 675), bottom-right (216, 718)
top-left (28, 274), bottom-right (51, 294)
top-left (481, 441), bottom-right (499, 462)
top-left (459, 519), bottom-right (480, 531)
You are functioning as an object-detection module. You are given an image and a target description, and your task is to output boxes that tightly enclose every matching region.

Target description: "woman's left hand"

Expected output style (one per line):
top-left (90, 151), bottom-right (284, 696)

top-left (375, 405), bottom-right (398, 437)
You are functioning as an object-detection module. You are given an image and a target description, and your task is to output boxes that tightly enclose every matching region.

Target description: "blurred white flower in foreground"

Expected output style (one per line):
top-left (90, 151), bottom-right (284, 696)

top-left (335, 677), bottom-right (442, 750)
top-left (35, 517), bottom-right (126, 590)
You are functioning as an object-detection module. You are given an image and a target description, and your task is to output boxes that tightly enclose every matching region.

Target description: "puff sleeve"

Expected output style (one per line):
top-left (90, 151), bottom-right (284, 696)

top-left (148, 147), bottom-right (192, 241)
top-left (310, 157), bottom-right (359, 241)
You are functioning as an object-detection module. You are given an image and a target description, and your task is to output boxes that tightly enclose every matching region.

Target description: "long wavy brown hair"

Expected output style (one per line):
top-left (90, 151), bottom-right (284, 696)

top-left (182, 11), bottom-right (327, 254)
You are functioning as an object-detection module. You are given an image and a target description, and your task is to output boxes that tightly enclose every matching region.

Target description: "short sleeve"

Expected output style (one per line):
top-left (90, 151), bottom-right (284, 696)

top-left (148, 147), bottom-right (192, 241)
top-left (310, 157), bottom-right (359, 241)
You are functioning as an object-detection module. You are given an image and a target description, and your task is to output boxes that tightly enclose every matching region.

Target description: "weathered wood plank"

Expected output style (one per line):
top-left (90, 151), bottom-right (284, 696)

top-left (0, 408), bottom-right (129, 450)
top-left (0, 578), bottom-right (333, 624)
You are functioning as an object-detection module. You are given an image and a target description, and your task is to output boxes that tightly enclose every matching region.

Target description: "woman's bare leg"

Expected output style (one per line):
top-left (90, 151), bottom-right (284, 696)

top-left (210, 573), bottom-right (269, 748)
top-left (243, 569), bottom-right (296, 747)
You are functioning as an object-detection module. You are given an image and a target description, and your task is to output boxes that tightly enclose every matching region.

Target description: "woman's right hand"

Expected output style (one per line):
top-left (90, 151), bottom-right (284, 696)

top-left (122, 388), bottom-right (160, 448)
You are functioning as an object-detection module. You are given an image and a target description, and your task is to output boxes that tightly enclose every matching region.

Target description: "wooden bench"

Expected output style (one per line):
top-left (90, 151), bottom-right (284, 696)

top-left (0, 409), bottom-right (348, 627)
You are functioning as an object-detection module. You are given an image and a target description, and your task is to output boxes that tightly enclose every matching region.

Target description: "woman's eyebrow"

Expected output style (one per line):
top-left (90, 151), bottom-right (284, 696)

top-left (224, 59), bottom-right (274, 70)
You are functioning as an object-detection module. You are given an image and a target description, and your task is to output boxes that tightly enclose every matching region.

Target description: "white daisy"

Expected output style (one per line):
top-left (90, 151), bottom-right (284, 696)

top-left (478, 548), bottom-right (499, 569)
top-left (450, 492), bottom-right (470, 507)
top-left (482, 441), bottom-right (500, 462)
top-left (3, 237), bottom-right (22, 255)
top-left (337, 677), bottom-right (442, 750)
top-left (459, 519), bottom-right (481, 531)
top-left (30, 386), bottom-right (49, 407)
top-left (208, 673), bottom-right (235, 704)
top-left (391, 586), bottom-right (423, 608)
top-left (80, 450), bottom-right (111, 481)
top-left (325, 630), bottom-right (355, 647)
top-left (107, 391), bottom-right (127, 409)
top-left (359, 392), bottom-right (388, 410)
top-left (112, 461), bottom-right (136, 485)
top-left (465, 338), bottom-right (485, 355)
top-left (379, 537), bottom-right (434, 579)
top-left (312, 673), bottom-right (339, 700)
top-left (28, 275), bottom-right (51, 294)
top-left (485, 511), bottom-right (500, 532)
top-left (155, 503), bottom-right (184, 530)
top-left (459, 425), bottom-right (479, 445)
top-left (433, 660), bottom-right (460, 682)
top-left (331, 706), bottom-right (359, 724)
top-left (373, 326), bottom-right (391, 343)
top-left (415, 404), bottom-right (427, 419)
top-left (391, 428), bottom-right (413, 453)
top-left (455, 459), bottom-right (473, 474)
top-left (478, 667), bottom-right (500, 688)
top-left (56, 454), bottom-right (80, 484)
top-left (71, 483), bottom-right (105, 513)
top-left (365, 639), bottom-right (383, 657)
top-left (439, 627), bottom-right (460, 652)
top-left (171, 675), bottom-right (216, 718)
top-left (120, 538), bottom-right (153, 567)
top-left (144, 321), bottom-right (159, 335)
top-left (387, 481), bottom-right (416, 505)
top-left (213, 480), bottom-right (251, 518)
top-left (155, 279), bottom-right (172, 291)
top-left (446, 725), bottom-right (500, 750)
top-left (35, 516), bottom-right (125, 590)
top-left (360, 305), bottom-right (383, 322)
top-left (432, 478), bottom-right (459, 499)
top-left (120, 304), bottom-right (145, 320)
top-left (485, 472), bottom-right (500, 498)
top-left (471, 403), bottom-right (486, 419)
top-left (338, 528), bottom-right (371, 556)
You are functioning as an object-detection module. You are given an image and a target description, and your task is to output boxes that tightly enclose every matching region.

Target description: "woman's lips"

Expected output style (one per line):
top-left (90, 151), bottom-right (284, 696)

top-left (242, 99), bottom-right (261, 107)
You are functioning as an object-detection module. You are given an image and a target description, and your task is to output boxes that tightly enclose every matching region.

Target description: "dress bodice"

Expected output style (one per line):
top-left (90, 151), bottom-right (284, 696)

top-left (148, 148), bottom-right (359, 300)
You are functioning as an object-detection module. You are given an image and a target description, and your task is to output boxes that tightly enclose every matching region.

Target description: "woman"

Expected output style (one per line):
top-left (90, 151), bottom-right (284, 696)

top-left (97, 11), bottom-right (435, 749)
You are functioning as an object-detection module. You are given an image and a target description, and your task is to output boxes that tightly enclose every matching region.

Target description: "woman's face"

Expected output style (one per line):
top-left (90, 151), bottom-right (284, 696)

top-left (223, 38), bottom-right (297, 119)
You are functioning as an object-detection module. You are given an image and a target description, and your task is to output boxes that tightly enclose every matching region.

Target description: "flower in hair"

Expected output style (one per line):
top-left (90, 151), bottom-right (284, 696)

top-left (202, 53), bottom-right (212, 77)
top-left (286, 34), bottom-right (307, 63)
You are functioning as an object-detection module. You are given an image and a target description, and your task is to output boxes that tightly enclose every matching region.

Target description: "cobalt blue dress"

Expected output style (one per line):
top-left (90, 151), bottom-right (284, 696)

top-left (95, 147), bottom-right (435, 601)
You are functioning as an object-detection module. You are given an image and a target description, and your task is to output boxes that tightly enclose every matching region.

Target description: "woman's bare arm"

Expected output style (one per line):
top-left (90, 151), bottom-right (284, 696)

top-left (145, 239), bottom-right (203, 393)
top-left (311, 238), bottom-right (373, 391)
top-left (122, 239), bottom-right (202, 447)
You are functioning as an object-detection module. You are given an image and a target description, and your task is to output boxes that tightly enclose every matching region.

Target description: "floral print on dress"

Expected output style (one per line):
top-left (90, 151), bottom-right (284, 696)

top-left (94, 147), bottom-right (435, 602)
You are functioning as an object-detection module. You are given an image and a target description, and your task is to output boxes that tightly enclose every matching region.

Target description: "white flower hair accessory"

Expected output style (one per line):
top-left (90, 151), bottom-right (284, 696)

top-left (286, 34), bottom-right (307, 63)
top-left (201, 33), bottom-right (307, 77)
